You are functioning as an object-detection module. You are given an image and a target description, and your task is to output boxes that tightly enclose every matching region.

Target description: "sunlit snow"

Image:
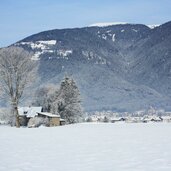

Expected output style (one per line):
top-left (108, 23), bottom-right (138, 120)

top-left (17, 40), bottom-right (57, 60)
top-left (0, 123), bottom-right (171, 171)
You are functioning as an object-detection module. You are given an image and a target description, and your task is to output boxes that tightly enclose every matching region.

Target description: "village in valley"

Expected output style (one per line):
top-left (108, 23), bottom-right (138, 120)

top-left (85, 107), bottom-right (171, 123)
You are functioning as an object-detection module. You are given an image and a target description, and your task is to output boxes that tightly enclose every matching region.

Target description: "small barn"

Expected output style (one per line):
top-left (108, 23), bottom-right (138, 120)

top-left (36, 112), bottom-right (63, 127)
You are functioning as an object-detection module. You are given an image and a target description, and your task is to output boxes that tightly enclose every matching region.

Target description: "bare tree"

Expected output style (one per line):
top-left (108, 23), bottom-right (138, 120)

top-left (33, 84), bottom-right (59, 112)
top-left (0, 46), bottom-right (37, 127)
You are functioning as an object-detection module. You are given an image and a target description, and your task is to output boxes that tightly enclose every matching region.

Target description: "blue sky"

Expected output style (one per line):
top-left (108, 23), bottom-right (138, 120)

top-left (0, 0), bottom-right (170, 47)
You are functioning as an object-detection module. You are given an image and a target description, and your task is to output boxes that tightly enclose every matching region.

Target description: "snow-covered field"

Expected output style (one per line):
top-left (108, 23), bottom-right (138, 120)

top-left (0, 123), bottom-right (171, 171)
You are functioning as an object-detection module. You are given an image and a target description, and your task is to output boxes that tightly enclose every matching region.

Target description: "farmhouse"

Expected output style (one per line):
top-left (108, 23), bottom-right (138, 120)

top-left (18, 107), bottom-right (65, 127)
top-left (18, 106), bottom-right (42, 126)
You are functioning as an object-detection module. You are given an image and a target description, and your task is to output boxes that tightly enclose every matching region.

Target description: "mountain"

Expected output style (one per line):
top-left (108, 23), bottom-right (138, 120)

top-left (13, 21), bottom-right (171, 112)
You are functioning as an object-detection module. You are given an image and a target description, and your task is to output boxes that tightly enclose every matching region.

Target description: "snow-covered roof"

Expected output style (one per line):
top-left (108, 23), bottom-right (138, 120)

top-left (143, 116), bottom-right (162, 121)
top-left (37, 112), bottom-right (60, 118)
top-left (111, 117), bottom-right (125, 121)
top-left (18, 107), bottom-right (42, 118)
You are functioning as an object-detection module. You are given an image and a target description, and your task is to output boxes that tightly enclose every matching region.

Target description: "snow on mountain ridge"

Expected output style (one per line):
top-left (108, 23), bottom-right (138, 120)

top-left (147, 24), bottom-right (160, 29)
top-left (37, 40), bottom-right (56, 45)
top-left (89, 22), bottom-right (161, 29)
top-left (89, 22), bottom-right (127, 27)
top-left (16, 40), bottom-right (57, 60)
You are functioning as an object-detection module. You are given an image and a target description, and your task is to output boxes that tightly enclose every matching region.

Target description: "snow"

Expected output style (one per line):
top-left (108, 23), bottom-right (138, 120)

top-left (82, 50), bottom-right (89, 57)
top-left (0, 123), bottom-right (171, 171)
top-left (37, 40), bottom-right (56, 45)
top-left (17, 40), bottom-right (56, 60)
top-left (19, 40), bottom-right (56, 50)
top-left (106, 30), bottom-right (111, 33)
top-left (0, 120), bottom-right (7, 124)
top-left (57, 49), bottom-right (72, 57)
top-left (37, 112), bottom-right (60, 118)
top-left (18, 107), bottom-right (42, 118)
top-left (31, 51), bottom-right (43, 60)
top-left (89, 22), bottom-right (127, 27)
top-left (30, 42), bottom-right (46, 50)
top-left (89, 23), bottom-right (160, 29)
top-left (132, 29), bottom-right (138, 32)
top-left (147, 24), bottom-right (160, 29)
top-left (102, 34), bottom-right (107, 40)
top-left (112, 34), bottom-right (116, 42)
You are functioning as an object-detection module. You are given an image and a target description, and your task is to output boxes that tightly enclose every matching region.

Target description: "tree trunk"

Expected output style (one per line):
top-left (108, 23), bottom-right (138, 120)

top-left (12, 102), bottom-right (20, 128)
top-left (15, 107), bottom-right (20, 128)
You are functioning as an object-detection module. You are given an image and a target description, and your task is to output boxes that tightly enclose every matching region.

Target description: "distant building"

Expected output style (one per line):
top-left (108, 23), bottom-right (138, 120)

top-left (143, 116), bottom-right (162, 123)
top-left (126, 117), bottom-right (143, 123)
top-left (161, 116), bottom-right (171, 122)
top-left (111, 117), bottom-right (126, 123)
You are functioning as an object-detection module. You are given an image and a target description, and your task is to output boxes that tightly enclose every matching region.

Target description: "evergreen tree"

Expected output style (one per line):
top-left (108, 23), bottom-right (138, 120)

top-left (54, 76), bottom-right (83, 124)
